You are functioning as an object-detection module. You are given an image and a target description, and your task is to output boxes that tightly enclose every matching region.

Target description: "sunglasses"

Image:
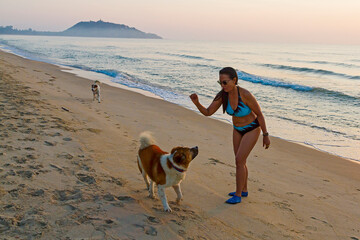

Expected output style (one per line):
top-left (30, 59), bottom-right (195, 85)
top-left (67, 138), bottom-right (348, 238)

top-left (217, 79), bottom-right (232, 86)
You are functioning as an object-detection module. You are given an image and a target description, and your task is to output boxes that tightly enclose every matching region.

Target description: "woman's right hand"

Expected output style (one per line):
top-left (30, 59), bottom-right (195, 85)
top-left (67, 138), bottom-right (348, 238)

top-left (189, 93), bottom-right (199, 104)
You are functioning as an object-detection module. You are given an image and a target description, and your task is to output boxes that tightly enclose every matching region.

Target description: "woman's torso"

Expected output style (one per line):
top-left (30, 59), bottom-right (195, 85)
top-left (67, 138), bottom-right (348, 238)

top-left (226, 87), bottom-right (257, 127)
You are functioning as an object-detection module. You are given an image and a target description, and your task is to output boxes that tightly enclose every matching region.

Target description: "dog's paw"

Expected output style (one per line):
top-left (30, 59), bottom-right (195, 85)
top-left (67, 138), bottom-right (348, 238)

top-left (148, 194), bottom-right (157, 199)
top-left (164, 206), bottom-right (172, 212)
top-left (176, 198), bottom-right (183, 205)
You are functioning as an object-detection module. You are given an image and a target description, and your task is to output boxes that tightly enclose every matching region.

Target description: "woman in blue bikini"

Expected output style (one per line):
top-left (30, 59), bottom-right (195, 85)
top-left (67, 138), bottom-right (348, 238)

top-left (190, 67), bottom-right (270, 204)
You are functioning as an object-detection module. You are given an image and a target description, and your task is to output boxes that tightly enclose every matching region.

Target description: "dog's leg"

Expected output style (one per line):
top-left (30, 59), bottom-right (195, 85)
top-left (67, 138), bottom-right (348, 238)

top-left (173, 184), bottom-right (183, 204)
top-left (92, 93), bottom-right (95, 101)
top-left (137, 156), bottom-right (149, 189)
top-left (142, 173), bottom-right (149, 190)
top-left (158, 185), bottom-right (171, 212)
top-left (97, 92), bottom-right (101, 103)
top-left (148, 180), bottom-right (156, 199)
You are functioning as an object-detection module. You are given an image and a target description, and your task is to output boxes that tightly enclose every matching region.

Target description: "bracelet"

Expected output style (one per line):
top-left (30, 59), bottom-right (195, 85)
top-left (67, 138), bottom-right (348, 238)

top-left (263, 132), bottom-right (269, 137)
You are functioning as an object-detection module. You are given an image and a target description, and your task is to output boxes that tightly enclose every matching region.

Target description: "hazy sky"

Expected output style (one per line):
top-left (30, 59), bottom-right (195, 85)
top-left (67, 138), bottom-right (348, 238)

top-left (0, 0), bottom-right (359, 44)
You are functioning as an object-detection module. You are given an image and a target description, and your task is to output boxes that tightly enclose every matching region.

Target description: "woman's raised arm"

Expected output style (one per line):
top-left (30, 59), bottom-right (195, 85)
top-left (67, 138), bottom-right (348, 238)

top-left (190, 93), bottom-right (222, 116)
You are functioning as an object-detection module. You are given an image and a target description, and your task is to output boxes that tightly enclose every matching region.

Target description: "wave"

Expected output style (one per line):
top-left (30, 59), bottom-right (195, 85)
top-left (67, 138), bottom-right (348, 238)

top-left (289, 59), bottom-right (360, 69)
top-left (67, 64), bottom-right (120, 78)
top-left (191, 63), bottom-right (220, 70)
top-left (113, 55), bottom-right (140, 62)
top-left (237, 70), bottom-right (312, 91)
top-left (260, 63), bottom-right (360, 80)
top-left (156, 52), bottom-right (214, 61)
top-left (237, 70), bottom-right (360, 103)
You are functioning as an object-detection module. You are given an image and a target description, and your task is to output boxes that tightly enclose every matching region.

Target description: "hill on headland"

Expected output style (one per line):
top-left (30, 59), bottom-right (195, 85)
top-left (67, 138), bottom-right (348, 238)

top-left (0, 20), bottom-right (162, 39)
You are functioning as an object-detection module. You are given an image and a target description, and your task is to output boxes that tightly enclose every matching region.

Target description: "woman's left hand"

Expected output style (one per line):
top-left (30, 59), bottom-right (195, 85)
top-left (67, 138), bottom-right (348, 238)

top-left (263, 136), bottom-right (270, 149)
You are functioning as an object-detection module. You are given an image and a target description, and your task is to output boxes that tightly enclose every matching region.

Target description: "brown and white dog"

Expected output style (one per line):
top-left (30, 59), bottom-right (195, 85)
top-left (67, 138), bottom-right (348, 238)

top-left (137, 132), bottom-right (198, 212)
top-left (91, 80), bottom-right (101, 103)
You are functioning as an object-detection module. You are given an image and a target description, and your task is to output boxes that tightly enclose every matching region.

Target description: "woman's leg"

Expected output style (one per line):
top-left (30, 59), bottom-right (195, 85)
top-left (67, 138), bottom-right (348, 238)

top-left (243, 165), bottom-right (248, 192)
top-left (233, 128), bottom-right (242, 155)
top-left (233, 129), bottom-right (247, 192)
top-left (234, 127), bottom-right (260, 196)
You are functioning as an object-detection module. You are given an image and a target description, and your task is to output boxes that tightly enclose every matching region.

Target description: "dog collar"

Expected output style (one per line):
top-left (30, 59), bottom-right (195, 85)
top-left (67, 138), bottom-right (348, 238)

top-left (168, 158), bottom-right (186, 173)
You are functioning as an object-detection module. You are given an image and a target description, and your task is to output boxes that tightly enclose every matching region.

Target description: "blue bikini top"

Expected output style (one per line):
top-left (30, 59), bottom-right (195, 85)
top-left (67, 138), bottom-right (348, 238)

top-left (226, 87), bottom-right (252, 117)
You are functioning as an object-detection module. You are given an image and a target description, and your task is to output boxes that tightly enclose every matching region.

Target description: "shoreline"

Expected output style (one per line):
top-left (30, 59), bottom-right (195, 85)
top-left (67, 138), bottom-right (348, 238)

top-left (1, 49), bottom-right (360, 239)
top-left (53, 64), bottom-right (360, 164)
top-left (0, 44), bottom-right (357, 163)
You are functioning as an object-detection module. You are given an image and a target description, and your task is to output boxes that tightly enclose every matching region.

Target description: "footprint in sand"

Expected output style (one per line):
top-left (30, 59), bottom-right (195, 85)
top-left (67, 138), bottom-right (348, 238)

top-left (52, 189), bottom-right (82, 202)
top-left (13, 156), bottom-right (27, 164)
top-left (310, 216), bottom-right (332, 226)
top-left (103, 193), bottom-right (116, 201)
top-left (24, 147), bottom-right (35, 151)
top-left (16, 170), bottom-right (34, 179)
top-left (49, 164), bottom-right (64, 173)
top-left (87, 128), bottom-right (101, 134)
top-left (146, 215), bottom-right (161, 225)
top-left (134, 224), bottom-right (158, 236)
top-left (57, 153), bottom-right (73, 160)
top-left (29, 164), bottom-right (44, 170)
top-left (49, 132), bottom-right (62, 137)
top-left (286, 192), bottom-right (304, 197)
top-left (170, 219), bottom-right (183, 226)
top-left (273, 201), bottom-right (293, 212)
top-left (117, 196), bottom-right (135, 202)
top-left (44, 141), bottom-right (56, 146)
top-left (207, 158), bottom-right (221, 165)
top-left (111, 202), bottom-right (125, 207)
top-left (76, 173), bottom-right (96, 184)
top-left (26, 154), bottom-right (37, 160)
top-left (101, 176), bottom-right (126, 186)
top-left (28, 189), bottom-right (45, 197)
top-left (63, 204), bottom-right (77, 211)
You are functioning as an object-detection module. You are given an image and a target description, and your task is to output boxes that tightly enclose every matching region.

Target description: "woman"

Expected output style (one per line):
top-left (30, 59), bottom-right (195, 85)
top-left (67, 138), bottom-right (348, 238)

top-left (189, 67), bottom-right (270, 204)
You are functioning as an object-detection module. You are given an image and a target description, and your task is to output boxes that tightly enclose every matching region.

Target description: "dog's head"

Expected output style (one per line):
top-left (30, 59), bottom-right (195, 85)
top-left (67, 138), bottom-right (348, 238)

top-left (170, 146), bottom-right (198, 169)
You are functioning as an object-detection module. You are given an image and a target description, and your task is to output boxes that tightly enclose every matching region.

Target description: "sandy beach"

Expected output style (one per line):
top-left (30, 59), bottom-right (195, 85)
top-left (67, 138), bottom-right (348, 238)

top-left (0, 49), bottom-right (359, 239)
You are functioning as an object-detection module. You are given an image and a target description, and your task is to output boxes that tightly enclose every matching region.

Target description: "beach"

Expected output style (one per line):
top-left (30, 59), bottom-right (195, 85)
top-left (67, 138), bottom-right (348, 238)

top-left (0, 49), bottom-right (359, 239)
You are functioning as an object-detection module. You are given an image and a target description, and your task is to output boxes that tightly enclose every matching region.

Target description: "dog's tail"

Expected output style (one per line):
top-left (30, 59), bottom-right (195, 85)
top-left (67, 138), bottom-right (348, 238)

top-left (139, 131), bottom-right (156, 150)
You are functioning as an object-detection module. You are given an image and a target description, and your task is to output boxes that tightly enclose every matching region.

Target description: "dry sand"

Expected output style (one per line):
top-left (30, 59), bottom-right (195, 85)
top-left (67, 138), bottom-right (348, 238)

top-left (0, 50), bottom-right (359, 240)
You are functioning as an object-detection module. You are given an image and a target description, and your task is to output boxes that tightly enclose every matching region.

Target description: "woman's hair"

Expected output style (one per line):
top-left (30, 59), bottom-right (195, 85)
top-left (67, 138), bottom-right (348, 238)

top-left (219, 67), bottom-right (238, 84)
top-left (214, 67), bottom-right (238, 113)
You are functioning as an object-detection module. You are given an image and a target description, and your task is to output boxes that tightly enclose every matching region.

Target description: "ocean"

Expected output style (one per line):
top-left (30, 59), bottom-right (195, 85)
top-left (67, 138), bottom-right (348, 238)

top-left (0, 35), bottom-right (359, 161)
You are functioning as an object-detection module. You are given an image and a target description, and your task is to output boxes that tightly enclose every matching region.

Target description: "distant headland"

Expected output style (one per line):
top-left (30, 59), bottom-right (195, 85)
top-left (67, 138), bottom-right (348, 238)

top-left (0, 20), bottom-right (162, 39)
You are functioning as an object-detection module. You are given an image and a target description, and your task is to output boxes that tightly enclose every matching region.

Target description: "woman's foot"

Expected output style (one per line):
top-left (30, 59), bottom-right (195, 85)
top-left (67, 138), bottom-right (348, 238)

top-left (225, 195), bottom-right (241, 204)
top-left (228, 191), bottom-right (248, 197)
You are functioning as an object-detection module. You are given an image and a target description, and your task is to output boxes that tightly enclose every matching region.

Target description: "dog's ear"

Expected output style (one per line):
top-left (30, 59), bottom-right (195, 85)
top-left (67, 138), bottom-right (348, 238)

top-left (171, 147), bottom-right (182, 154)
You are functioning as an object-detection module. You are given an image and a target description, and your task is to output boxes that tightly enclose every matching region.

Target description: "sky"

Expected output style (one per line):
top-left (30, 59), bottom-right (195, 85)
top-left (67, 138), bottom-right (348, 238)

top-left (0, 0), bottom-right (359, 45)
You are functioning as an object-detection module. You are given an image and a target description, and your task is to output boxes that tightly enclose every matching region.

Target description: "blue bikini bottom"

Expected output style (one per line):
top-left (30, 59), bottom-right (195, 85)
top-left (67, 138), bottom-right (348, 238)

top-left (234, 118), bottom-right (260, 136)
